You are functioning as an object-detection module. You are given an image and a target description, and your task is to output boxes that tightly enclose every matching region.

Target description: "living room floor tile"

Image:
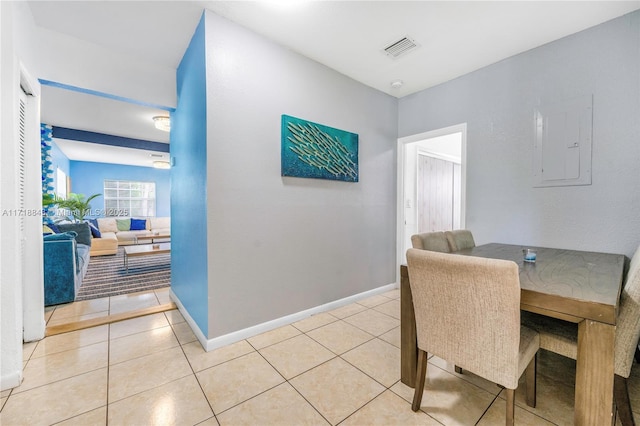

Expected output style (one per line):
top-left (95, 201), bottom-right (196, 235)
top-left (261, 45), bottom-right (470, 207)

top-left (327, 302), bottom-right (367, 319)
top-left (108, 375), bottom-right (213, 425)
top-left (108, 346), bottom-right (192, 403)
top-left (378, 326), bottom-right (400, 348)
top-left (109, 325), bottom-right (179, 365)
top-left (22, 341), bottom-right (38, 361)
top-left (477, 397), bottom-right (555, 425)
top-left (258, 334), bottom-right (335, 379)
top-left (171, 321), bottom-right (198, 345)
top-left (55, 407), bottom-right (107, 426)
top-left (153, 287), bottom-right (172, 304)
top-left (216, 383), bottom-right (329, 426)
top-left (0, 368), bottom-right (107, 425)
top-left (342, 309), bottom-right (399, 336)
top-left (108, 312), bottom-right (169, 340)
top-left (48, 298), bottom-right (109, 321)
top-left (390, 365), bottom-right (497, 426)
top-left (292, 312), bottom-right (338, 333)
top-left (289, 357), bottom-right (385, 425)
top-left (246, 325), bottom-right (300, 350)
top-left (356, 294), bottom-right (394, 308)
top-left (32, 325), bottom-right (108, 358)
top-left (108, 291), bottom-right (160, 314)
top-left (183, 340), bottom-right (255, 373)
top-left (341, 338), bottom-right (401, 388)
top-left (17, 341), bottom-right (108, 393)
top-left (164, 309), bottom-right (186, 325)
top-left (46, 310), bottom-right (109, 327)
top-left (380, 288), bottom-right (400, 299)
top-left (306, 320), bottom-right (374, 355)
top-left (196, 351), bottom-right (285, 414)
top-left (372, 299), bottom-right (400, 319)
top-left (341, 390), bottom-right (440, 426)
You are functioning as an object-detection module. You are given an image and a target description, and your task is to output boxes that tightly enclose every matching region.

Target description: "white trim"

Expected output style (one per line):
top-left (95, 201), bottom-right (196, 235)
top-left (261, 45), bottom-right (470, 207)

top-left (0, 371), bottom-right (22, 391)
top-left (169, 289), bottom-right (208, 348)
top-left (19, 61), bottom-right (39, 97)
top-left (174, 283), bottom-right (397, 352)
top-left (396, 123), bottom-right (467, 283)
top-left (416, 149), bottom-right (461, 165)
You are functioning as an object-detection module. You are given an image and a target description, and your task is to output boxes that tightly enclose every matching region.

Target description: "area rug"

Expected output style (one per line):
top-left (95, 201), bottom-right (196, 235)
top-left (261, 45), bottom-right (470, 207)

top-left (76, 247), bottom-right (170, 301)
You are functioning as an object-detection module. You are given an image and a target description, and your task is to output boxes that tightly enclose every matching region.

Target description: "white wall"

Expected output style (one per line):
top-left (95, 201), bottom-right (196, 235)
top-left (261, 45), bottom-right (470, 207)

top-left (399, 11), bottom-right (640, 258)
top-left (203, 11), bottom-right (398, 337)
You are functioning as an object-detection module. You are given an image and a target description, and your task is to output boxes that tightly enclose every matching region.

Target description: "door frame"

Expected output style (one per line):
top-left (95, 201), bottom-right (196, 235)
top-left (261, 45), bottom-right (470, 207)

top-left (396, 123), bottom-right (467, 282)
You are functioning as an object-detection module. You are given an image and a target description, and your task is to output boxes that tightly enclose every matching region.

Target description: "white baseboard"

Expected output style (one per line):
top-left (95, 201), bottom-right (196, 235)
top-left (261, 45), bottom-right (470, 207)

top-left (171, 283), bottom-right (398, 352)
top-left (0, 371), bottom-right (22, 392)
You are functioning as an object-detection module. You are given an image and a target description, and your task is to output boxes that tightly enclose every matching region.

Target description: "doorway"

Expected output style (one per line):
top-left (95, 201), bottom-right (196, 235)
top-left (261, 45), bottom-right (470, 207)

top-left (396, 124), bottom-right (466, 276)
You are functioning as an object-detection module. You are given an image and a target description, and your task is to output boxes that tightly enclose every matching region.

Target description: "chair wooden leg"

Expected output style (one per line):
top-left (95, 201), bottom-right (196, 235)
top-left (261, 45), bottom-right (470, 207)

top-left (505, 388), bottom-right (515, 426)
top-left (525, 353), bottom-right (537, 408)
top-left (412, 350), bottom-right (428, 412)
top-left (614, 374), bottom-right (636, 426)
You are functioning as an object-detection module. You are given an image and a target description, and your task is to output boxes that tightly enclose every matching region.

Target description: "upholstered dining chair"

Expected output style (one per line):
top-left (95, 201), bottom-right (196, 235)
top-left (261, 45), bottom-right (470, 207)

top-left (406, 249), bottom-right (539, 425)
top-left (410, 231), bottom-right (450, 252)
top-left (521, 244), bottom-right (640, 426)
top-left (445, 229), bottom-right (476, 252)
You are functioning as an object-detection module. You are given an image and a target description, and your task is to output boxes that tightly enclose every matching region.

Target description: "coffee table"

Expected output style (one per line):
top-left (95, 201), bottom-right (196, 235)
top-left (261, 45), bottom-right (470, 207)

top-left (123, 242), bottom-right (171, 273)
top-left (134, 234), bottom-right (171, 244)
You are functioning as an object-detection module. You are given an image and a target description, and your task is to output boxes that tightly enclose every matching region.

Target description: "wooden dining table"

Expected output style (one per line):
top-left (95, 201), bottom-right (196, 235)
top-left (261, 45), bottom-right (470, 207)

top-left (400, 243), bottom-right (626, 425)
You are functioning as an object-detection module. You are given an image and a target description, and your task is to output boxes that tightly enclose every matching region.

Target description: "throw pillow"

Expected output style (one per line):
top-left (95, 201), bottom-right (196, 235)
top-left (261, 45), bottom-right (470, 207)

top-left (97, 217), bottom-right (118, 233)
top-left (130, 218), bottom-right (147, 231)
top-left (43, 224), bottom-right (55, 235)
top-left (56, 223), bottom-right (92, 246)
top-left (86, 221), bottom-right (102, 238)
top-left (116, 218), bottom-right (131, 231)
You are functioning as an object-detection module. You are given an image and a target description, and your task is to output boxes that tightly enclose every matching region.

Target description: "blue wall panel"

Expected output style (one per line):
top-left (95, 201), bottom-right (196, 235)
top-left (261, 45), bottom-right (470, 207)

top-left (69, 161), bottom-right (171, 217)
top-left (172, 13), bottom-right (209, 337)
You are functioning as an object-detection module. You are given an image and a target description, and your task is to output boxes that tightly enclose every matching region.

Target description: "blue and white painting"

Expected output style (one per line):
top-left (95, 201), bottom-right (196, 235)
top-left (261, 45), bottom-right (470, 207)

top-left (281, 115), bottom-right (358, 182)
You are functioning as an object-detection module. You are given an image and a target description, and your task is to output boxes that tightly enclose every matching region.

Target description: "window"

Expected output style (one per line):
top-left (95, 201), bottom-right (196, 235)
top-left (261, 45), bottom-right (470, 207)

top-left (55, 168), bottom-right (67, 199)
top-left (103, 180), bottom-right (156, 217)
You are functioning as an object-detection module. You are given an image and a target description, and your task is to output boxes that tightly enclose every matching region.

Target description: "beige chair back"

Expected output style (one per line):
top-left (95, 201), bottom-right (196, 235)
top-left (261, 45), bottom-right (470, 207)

top-left (411, 231), bottom-right (450, 253)
top-left (406, 248), bottom-right (523, 389)
top-left (445, 229), bottom-right (476, 252)
top-left (615, 245), bottom-right (640, 378)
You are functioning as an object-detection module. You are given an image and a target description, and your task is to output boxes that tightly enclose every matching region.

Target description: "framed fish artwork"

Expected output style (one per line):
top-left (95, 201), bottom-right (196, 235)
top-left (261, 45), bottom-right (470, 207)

top-left (281, 115), bottom-right (359, 182)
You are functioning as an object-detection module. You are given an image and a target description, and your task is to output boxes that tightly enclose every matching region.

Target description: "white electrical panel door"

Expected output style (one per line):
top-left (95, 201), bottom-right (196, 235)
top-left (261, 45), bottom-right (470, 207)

top-left (534, 95), bottom-right (593, 187)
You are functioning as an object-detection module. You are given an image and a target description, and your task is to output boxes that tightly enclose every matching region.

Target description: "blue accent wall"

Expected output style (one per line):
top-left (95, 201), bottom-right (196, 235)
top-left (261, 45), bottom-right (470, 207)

top-left (50, 140), bottom-right (70, 180)
top-left (173, 14), bottom-right (209, 336)
top-left (69, 161), bottom-right (171, 217)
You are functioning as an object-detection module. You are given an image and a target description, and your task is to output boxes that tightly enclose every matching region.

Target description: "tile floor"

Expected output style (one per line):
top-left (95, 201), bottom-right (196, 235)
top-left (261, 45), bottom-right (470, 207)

top-left (1, 288), bottom-right (639, 425)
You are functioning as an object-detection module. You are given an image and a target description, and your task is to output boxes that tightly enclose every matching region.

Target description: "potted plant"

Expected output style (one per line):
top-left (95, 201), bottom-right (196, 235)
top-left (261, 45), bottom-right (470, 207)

top-left (53, 193), bottom-right (102, 223)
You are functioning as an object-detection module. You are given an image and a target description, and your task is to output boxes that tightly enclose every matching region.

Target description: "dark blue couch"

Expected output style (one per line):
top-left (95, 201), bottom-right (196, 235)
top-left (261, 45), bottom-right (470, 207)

top-left (43, 233), bottom-right (90, 306)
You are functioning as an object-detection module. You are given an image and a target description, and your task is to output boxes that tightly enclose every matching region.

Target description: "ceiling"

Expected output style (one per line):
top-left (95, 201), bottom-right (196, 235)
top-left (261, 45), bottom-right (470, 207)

top-left (28, 1), bottom-right (640, 166)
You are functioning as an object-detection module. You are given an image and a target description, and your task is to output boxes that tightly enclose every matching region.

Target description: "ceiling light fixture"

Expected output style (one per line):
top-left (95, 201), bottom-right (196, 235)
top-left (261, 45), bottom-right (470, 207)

top-left (153, 116), bottom-right (171, 132)
top-left (153, 160), bottom-right (170, 169)
top-left (391, 80), bottom-right (404, 89)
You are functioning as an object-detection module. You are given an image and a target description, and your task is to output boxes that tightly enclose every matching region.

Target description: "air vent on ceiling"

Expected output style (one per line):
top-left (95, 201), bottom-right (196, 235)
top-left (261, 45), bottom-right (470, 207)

top-left (383, 37), bottom-right (419, 59)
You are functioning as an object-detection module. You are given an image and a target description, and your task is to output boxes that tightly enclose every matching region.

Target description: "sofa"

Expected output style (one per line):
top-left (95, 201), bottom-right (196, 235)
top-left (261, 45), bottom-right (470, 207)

top-left (89, 217), bottom-right (170, 256)
top-left (43, 230), bottom-right (90, 306)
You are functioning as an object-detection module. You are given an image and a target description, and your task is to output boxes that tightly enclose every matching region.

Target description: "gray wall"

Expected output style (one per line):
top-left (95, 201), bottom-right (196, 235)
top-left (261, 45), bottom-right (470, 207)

top-left (399, 11), bottom-right (640, 258)
top-left (204, 11), bottom-right (398, 337)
